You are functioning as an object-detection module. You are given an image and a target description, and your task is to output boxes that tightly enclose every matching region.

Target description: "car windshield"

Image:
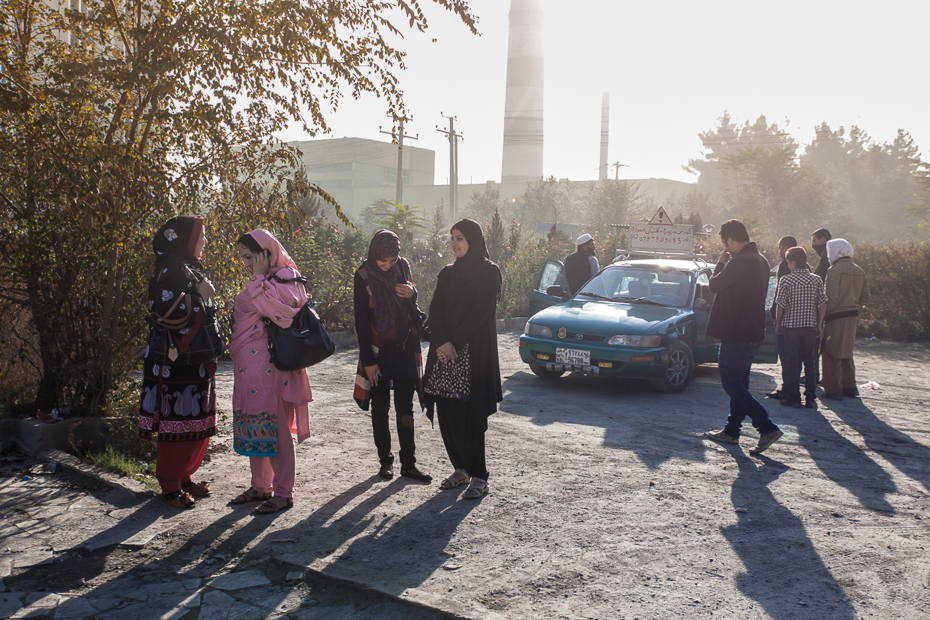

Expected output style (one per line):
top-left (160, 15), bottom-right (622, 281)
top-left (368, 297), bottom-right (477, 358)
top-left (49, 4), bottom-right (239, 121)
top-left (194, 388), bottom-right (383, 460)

top-left (576, 265), bottom-right (694, 308)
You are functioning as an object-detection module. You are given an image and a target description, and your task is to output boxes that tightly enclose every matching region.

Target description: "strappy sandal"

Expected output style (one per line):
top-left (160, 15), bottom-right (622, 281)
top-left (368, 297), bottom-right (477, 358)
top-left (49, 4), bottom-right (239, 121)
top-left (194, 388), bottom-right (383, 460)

top-left (181, 480), bottom-right (212, 497)
top-left (163, 490), bottom-right (196, 509)
top-left (229, 487), bottom-right (272, 505)
top-left (462, 478), bottom-right (489, 499)
top-left (254, 497), bottom-right (293, 514)
top-left (440, 469), bottom-right (471, 490)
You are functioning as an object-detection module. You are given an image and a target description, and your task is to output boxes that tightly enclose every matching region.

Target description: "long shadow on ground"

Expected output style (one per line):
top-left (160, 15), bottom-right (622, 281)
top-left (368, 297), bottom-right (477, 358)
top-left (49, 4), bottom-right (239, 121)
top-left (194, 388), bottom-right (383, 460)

top-left (722, 449), bottom-right (856, 620)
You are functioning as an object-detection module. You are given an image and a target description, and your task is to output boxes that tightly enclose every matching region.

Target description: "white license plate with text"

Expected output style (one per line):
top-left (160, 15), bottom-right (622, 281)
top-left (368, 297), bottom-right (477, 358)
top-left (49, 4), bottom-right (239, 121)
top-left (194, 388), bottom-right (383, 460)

top-left (556, 347), bottom-right (590, 366)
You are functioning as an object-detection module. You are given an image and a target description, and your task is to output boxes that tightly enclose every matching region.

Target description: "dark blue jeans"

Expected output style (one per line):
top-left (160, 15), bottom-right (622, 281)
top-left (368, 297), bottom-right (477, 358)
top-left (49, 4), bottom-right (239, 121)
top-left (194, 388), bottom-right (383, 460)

top-left (782, 328), bottom-right (818, 404)
top-left (719, 342), bottom-right (779, 437)
top-left (777, 332), bottom-right (803, 389)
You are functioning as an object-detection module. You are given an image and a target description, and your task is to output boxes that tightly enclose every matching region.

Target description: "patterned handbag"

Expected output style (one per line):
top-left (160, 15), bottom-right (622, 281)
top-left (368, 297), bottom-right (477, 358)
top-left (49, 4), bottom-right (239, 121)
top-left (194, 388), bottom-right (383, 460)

top-left (424, 344), bottom-right (471, 401)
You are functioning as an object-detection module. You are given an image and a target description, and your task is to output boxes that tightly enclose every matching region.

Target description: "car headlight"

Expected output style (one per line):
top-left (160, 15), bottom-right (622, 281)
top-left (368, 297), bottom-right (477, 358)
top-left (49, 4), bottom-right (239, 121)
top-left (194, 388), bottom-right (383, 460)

top-left (608, 334), bottom-right (661, 347)
top-left (525, 322), bottom-right (553, 338)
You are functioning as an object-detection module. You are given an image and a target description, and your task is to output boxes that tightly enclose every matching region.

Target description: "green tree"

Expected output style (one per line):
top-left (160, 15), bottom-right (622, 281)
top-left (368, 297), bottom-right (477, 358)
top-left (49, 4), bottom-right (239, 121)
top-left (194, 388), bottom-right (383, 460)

top-left (372, 201), bottom-right (428, 246)
top-left (585, 178), bottom-right (643, 234)
top-left (465, 183), bottom-right (502, 224)
top-left (0, 0), bottom-right (477, 412)
top-left (484, 207), bottom-right (506, 263)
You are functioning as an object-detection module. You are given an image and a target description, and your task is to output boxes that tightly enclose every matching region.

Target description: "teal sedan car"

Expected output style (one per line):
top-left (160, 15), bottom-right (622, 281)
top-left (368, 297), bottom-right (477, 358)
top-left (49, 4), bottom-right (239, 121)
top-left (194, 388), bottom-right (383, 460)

top-left (519, 258), bottom-right (778, 393)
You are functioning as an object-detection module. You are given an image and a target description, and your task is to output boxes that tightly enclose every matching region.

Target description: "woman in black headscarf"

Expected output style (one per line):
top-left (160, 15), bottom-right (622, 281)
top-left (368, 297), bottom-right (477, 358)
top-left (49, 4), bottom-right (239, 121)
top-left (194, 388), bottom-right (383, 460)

top-left (352, 229), bottom-right (432, 482)
top-left (423, 219), bottom-right (503, 498)
top-left (139, 216), bottom-right (218, 509)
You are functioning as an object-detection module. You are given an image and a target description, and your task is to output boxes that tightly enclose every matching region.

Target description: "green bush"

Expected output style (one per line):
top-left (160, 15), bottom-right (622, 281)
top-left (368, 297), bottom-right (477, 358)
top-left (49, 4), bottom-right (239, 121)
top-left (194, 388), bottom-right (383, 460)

top-left (852, 242), bottom-right (930, 340)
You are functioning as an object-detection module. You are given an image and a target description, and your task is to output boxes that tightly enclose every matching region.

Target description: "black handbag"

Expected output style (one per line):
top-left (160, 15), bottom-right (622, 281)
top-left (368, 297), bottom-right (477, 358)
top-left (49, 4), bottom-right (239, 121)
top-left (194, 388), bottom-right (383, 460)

top-left (147, 296), bottom-right (224, 367)
top-left (264, 273), bottom-right (335, 371)
top-left (407, 298), bottom-right (432, 342)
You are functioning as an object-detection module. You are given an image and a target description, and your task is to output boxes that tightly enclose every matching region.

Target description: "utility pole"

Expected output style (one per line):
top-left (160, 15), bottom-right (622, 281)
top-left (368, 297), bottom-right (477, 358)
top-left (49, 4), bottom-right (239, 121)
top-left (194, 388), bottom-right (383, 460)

top-left (611, 162), bottom-right (627, 180)
top-left (437, 113), bottom-right (463, 223)
top-left (379, 117), bottom-right (417, 204)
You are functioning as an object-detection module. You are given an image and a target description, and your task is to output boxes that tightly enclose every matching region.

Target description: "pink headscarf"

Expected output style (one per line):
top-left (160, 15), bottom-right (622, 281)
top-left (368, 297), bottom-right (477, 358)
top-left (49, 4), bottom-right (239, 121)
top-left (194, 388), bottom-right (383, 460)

top-left (247, 229), bottom-right (298, 272)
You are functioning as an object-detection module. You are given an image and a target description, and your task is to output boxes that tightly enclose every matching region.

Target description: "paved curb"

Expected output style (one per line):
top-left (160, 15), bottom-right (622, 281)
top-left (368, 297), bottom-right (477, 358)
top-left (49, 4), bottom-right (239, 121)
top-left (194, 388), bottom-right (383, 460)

top-left (286, 562), bottom-right (507, 620)
top-left (39, 448), bottom-right (155, 501)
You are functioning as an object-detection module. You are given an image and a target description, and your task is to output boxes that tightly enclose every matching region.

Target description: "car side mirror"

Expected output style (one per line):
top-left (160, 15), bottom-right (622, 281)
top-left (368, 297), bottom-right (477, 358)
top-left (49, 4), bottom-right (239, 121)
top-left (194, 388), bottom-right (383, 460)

top-left (546, 285), bottom-right (569, 299)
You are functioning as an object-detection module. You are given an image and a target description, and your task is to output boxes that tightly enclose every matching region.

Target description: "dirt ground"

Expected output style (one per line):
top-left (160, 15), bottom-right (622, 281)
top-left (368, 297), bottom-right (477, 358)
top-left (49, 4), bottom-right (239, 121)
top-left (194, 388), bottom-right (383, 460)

top-left (5, 334), bottom-right (930, 619)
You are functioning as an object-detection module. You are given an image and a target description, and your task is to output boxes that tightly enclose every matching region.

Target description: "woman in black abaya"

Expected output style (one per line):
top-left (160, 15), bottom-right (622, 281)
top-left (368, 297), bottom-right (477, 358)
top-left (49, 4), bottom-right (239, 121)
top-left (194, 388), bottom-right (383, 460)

top-left (422, 219), bottom-right (502, 498)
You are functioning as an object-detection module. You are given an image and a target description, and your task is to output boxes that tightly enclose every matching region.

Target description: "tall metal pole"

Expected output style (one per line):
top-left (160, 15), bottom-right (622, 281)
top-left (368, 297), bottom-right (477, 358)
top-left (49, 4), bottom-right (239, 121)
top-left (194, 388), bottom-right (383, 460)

top-left (452, 118), bottom-right (459, 223)
top-left (380, 117), bottom-right (417, 205)
top-left (395, 120), bottom-right (405, 204)
top-left (438, 114), bottom-right (462, 223)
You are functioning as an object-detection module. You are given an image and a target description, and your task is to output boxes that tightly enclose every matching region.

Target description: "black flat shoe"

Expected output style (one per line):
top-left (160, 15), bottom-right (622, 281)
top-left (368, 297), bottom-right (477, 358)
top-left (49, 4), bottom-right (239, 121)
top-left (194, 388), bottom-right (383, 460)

top-left (378, 464), bottom-right (394, 479)
top-left (401, 467), bottom-right (433, 483)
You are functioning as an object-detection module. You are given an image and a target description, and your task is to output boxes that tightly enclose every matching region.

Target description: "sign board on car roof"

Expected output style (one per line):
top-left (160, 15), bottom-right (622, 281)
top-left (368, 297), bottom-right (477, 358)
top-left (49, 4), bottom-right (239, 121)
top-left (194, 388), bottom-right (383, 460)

top-left (629, 207), bottom-right (694, 254)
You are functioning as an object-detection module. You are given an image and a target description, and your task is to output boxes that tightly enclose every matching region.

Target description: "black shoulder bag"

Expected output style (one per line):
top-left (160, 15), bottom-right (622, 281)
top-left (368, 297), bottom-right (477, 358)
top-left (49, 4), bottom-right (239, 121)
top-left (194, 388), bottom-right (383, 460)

top-left (263, 272), bottom-right (335, 371)
top-left (407, 298), bottom-right (432, 343)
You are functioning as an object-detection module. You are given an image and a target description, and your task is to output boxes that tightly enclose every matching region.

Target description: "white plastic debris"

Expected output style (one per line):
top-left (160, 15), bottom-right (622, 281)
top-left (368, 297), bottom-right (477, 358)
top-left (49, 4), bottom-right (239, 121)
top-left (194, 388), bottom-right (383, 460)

top-left (859, 380), bottom-right (881, 390)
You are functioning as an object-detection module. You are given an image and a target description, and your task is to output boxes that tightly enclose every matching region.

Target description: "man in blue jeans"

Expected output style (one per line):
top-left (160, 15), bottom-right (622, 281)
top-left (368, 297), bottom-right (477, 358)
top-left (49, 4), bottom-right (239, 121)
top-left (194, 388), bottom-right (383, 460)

top-left (705, 220), bottom-right (783, 454)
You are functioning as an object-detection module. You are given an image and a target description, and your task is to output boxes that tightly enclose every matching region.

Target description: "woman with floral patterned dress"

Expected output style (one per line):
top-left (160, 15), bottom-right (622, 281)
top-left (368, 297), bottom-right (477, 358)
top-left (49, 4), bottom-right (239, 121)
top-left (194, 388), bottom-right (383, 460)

top-left (139, 216), bottom-right (218, 509)
top-left (229, 229), bottom-right (313, 514)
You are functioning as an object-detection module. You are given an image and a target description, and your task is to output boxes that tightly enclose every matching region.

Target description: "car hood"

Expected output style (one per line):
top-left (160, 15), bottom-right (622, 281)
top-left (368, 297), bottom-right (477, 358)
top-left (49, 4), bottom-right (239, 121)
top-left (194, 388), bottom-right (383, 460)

top-left (528, 299), bottom-right (689, 335)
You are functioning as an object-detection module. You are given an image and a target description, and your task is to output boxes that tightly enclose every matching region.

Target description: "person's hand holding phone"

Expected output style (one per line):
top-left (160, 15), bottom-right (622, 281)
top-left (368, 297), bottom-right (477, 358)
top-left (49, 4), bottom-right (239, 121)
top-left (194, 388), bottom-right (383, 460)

top-left (252, 249), bottom-right (271, 277)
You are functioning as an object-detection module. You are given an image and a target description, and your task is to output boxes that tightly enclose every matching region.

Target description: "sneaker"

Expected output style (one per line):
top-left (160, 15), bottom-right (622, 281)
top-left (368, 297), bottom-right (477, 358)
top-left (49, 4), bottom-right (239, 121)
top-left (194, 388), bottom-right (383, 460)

top-left (779, 399), bottom-right (802, 408)
top-left (805, 401), bottom-right (818, 409)
top-left (706, 429), bottom-right (739, 444)
top-left (749, 429), bottom-right (784, 455)
top-left (765, 390), bottom-right (784, 400)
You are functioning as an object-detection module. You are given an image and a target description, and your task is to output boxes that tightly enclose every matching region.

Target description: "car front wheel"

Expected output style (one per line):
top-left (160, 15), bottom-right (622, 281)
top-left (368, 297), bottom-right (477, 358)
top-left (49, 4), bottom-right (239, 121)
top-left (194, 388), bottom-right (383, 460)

top-left (529, 363), bottom-right (566, 380)
top-left (652, 341), bottom-right (693, 393)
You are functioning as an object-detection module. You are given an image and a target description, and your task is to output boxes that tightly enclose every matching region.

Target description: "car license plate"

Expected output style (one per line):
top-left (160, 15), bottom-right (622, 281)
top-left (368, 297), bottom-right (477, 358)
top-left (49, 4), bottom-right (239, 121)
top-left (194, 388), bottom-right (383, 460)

top-left (556, 347), bottom-right (590, 366)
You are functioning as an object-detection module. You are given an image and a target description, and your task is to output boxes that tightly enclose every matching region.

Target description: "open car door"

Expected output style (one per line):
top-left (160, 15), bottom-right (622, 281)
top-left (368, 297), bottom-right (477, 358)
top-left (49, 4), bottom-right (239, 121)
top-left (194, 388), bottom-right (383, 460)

top-left (528, 258), bottom-right (568, 317)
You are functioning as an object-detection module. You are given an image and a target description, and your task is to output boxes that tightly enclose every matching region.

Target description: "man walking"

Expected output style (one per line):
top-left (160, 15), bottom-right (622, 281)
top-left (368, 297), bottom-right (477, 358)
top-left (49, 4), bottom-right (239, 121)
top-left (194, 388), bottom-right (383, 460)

top-left (766, 235), bottom-right (798, 400)
top-left (774, 247), bottom-right (827, 409)
top-left (564, 233), bottom-right (600, 295)
top-left (705, 220), bottom-right (783, 454)
top-left (821, 239), bottom-right (870, 400)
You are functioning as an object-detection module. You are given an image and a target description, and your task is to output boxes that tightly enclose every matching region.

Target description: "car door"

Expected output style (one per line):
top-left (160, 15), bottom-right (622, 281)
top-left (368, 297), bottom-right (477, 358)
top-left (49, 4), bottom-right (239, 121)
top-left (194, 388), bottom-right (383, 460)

top-left (754, 271), bottom-right (779, 364)
top-left (528, 258), bottom-right (568, 317)
top-left (692, 271), bottom-right (718, 364)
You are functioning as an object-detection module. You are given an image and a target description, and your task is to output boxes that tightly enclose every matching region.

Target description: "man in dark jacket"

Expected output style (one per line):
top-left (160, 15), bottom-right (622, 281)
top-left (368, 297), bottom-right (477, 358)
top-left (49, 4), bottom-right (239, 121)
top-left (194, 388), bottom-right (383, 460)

top-left (564, 234), bottom-right (600, 295)
top-left (809, 227), bottom-right (832, 382)
top-left (811, 228), bottom-right (832, 281)
top-left (705, 219), bottom-right (783, 454)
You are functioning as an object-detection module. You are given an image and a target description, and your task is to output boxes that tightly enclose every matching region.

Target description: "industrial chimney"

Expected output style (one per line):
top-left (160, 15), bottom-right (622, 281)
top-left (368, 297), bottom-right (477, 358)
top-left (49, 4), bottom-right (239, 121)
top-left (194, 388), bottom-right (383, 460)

top-left (501, 0), bottom-right (544, 183)
top-left (599, 92), bottom-right (609, 181)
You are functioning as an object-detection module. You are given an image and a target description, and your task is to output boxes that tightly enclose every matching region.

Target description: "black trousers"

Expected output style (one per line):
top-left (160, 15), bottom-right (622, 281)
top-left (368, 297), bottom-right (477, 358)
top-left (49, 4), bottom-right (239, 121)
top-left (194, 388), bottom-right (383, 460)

top-left (783, 328), bottom-right (818, 404)
top-left (436, 398), bottom-right (489, 481)
top-left (370, 379), bottom-right (417, 470)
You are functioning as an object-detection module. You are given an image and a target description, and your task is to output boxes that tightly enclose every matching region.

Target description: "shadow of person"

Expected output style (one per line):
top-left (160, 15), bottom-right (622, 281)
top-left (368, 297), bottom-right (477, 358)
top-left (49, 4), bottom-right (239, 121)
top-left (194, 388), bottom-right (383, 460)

top-left (500, 371), bottom-right (710, 471)
top-left (318, 487), bottom-right (480, 596)
top-left (795, 409), bottom-right (897, 514)
top-left (723, 452), bottom-right (856, 619)
top-left (829, 399), bottom-right (930, 494)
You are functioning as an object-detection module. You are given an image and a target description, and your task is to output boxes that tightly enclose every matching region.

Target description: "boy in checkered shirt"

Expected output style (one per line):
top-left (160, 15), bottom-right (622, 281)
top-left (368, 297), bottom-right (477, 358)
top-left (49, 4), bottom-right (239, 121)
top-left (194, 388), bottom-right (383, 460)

top-left (774, 247), bottom-right (828, 408)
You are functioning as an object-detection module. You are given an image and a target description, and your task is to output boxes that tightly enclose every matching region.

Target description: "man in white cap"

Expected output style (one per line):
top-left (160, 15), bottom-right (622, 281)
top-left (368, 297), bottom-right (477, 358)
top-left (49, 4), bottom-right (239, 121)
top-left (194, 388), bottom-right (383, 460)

top-left (564, 233), bottom-right (599, 295)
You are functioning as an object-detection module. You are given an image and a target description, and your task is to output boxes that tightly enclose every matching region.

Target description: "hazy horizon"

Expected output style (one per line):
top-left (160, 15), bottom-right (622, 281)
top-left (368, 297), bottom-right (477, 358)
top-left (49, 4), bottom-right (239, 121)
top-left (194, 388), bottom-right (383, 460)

top-left (277, 0), bottom-right (930, 187)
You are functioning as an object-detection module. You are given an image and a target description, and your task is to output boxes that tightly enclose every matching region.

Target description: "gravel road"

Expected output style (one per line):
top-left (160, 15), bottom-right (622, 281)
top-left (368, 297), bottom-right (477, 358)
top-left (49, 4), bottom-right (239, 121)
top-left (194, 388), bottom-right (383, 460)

top-left (3, 335), bottom-right (929, 619)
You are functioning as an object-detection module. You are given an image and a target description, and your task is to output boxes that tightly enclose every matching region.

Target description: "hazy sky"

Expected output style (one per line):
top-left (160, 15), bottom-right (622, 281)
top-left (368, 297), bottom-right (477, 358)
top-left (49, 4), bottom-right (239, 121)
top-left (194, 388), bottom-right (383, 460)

top-left (278, 0), bottom-right (930, 186)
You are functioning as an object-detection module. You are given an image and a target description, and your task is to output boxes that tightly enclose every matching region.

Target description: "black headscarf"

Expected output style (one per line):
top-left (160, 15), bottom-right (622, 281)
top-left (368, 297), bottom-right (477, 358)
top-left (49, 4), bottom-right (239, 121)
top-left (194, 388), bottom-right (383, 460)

top-left (450, 218), bottom-right (490, 283)
top-left (357, 229), bottom-right (411, 344)
top-left (153, 216), bottom-right (203, 270)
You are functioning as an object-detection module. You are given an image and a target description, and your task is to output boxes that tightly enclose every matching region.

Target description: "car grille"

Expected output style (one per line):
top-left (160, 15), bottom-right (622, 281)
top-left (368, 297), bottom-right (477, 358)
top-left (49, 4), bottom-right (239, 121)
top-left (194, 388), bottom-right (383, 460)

top-left (563, 332), bottom-right (605, 342)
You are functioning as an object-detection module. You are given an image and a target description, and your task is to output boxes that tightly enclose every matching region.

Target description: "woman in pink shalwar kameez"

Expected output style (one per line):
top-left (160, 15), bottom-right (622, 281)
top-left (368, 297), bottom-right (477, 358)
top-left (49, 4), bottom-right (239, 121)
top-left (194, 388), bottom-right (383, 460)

top-left (228, 229), bottom-right (313, 514)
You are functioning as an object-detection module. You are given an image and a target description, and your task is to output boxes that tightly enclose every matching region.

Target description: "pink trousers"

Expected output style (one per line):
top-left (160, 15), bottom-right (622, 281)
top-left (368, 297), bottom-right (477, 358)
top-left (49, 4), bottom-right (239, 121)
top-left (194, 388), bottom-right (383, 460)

top-left (249, 402), bottom-right (297, 498)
